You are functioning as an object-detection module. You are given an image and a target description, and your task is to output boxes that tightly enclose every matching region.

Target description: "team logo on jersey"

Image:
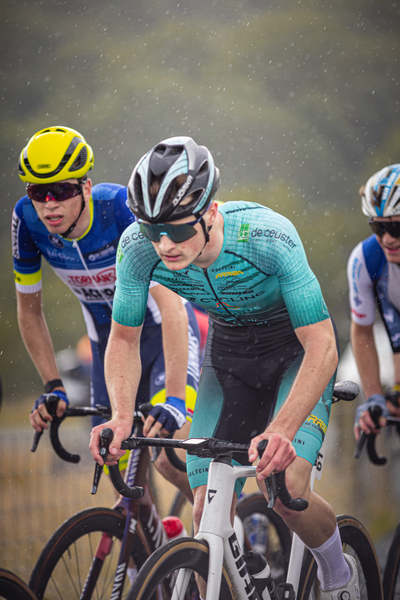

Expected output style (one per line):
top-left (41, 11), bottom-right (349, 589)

top-left (237, 223), bottom-right (250, 242)
top-left (215, 270), bottom-right (243, 279)
top-left (11, 212), bottom-right (21, 259)
top-left (48, 234), bottom-right (64, 248)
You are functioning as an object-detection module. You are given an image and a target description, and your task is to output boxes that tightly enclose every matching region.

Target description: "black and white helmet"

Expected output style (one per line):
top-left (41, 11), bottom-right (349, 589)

top-left (361, 164), bottom-right (400, 217)
top-left (128, 136), bottom-right (220, 222)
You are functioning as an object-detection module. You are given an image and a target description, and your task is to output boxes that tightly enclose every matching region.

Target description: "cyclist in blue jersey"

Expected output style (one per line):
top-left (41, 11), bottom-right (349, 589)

top-left (348, 164), bottom-right (400, 440)
top-left (89, 136), bottom-right (360, 599)
top-left (12, 126), bottom-right (201, 498)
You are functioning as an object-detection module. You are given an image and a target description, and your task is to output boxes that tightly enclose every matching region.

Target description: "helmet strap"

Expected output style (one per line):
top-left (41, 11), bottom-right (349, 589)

top-left (199, 217), bottom-right (211, 244)
top-left (60, 195), bottom-right (86, 238)
top-left (195, 217), bottom-right (213, 258)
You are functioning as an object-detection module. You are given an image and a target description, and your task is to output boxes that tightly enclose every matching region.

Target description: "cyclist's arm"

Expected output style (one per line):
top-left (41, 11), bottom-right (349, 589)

top-left (144, 285), bottom-right (189, 438)
top-left (17, 290), bottom-right (67, 429)
top-left (249, 317), bottom-right (338, 478)
top-left (351, 321), bottom-right (382, 397)
top-left (89, 318), bottom-right (143, 465)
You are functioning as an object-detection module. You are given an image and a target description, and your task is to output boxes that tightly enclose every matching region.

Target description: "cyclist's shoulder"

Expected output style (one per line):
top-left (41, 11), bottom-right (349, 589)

top-left (348, 235), bottom-right (386, 284)
top-left (220, 200), bottom-right (297, 230)
top-left (361, 235), bottom-right (386, 280)
top-left (91, 182), bottom-right (128, 212)
top-left (92, 181), bottom-right (126, 201)
top-left (91, 182), bottom-right (133, 229)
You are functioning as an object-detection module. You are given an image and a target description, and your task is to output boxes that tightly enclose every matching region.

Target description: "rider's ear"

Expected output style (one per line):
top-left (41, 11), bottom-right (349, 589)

top-left (82, 179), bottom-right (92, 201)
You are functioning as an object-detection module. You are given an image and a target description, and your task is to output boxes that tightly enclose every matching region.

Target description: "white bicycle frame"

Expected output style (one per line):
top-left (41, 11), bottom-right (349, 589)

top-left (172, 439), bottom-right (326, 600)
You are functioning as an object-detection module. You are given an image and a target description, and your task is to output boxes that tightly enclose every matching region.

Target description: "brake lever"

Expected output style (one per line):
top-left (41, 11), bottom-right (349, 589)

top-left (91, 427), bottom-right (113, 494)
top-left (257, 439), bottom-right (308, 512)
top-left (31, 394), bottom-right (60, 453)
top-left (354, 405), bottom-right (387, 465)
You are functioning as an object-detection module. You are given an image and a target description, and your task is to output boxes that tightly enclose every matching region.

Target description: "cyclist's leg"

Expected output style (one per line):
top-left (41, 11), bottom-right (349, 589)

top-left (145, 304), bottom-right (201, 501)
top-left (270, 356), bottom-right (358, 595)
top-left (298, 514), bottom-right (383, 600)
top-left (269, 354), bottom-right (337, 546)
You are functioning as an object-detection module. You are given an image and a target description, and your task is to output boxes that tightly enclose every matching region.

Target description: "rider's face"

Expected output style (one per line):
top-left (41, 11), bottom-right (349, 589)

top-left (148, 215), bottom-right (207, 271)
top-left (30, 179), bottom-right (92, 237)
top-left (373, 216), bottom-right (400, 264)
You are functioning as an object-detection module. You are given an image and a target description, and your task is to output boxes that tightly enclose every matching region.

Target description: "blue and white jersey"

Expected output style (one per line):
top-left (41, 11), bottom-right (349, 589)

top-left (347, 234), bottom-right (400, 351)
top-left (12, 182), bottom-right (162, 342)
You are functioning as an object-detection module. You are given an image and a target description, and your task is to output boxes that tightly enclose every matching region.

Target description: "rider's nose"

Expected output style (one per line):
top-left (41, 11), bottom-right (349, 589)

top-left (158, 234), bottom-right (175, 250)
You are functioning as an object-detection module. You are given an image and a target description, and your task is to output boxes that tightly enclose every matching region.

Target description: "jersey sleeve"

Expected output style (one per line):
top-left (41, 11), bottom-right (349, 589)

top-left (265, 214), bottom-right (329, 329)
top-left (12, 200), bottom-right (42, 293)
top-left (347, 242), bottom-right (376, 326)
top-left (112, 222), bottom-right (154, 327)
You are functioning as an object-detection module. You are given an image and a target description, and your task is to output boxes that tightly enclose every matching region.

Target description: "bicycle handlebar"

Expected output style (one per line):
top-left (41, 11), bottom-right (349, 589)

top-left (98, 429), bottom-right (308, 511)
top-left (355, 403), bottom-right (400, 465)
top-left (31, 395), bottom-right (111, 462)
top-left (31, 396), bottom-right (187, 475)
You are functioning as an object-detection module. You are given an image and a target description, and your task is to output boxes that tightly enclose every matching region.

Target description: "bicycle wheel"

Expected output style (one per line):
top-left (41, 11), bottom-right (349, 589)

top-left (0, 569), bottom-right (38, 600)
top-left (383, 523), bottom-right (400, 600)
top-left (236, 492), bottom-right (292, 586)
top-left (29, 507), bottom-right (149, 600)
top-left (127, 537), bottom-right (235, 600)
top-left (298, 514), bottom-right (383, 600)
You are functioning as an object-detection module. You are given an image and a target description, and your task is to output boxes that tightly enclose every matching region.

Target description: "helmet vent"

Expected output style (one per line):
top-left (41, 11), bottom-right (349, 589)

top-left (70, 147), bottom-right (88, 171)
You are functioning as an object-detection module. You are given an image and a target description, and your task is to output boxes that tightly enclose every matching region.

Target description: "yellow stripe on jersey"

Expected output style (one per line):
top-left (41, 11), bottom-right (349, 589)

top-left (103, 450), bottom-right (130, 475)
top-left (150, 385), bottom-right (197, 422)
top-left (14, 269), bottom-right (42, 287)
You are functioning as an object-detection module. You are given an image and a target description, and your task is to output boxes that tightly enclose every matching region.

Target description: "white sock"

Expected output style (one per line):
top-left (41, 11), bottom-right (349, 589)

top-left (308, 526), bottom-right (350, 591)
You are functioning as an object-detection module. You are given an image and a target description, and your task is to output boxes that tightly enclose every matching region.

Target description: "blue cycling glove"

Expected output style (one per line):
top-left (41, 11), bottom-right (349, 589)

top-left (355, 393), bottom-right (389, 427)
top-left (31, 390), bottom-right (69, 413)
top-left (149, 396), bottom-right (186, 434)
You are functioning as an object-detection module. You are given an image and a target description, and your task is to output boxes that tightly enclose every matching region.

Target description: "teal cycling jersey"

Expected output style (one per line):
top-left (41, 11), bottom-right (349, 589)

top-left (113, 201), bottom-right (329, 330)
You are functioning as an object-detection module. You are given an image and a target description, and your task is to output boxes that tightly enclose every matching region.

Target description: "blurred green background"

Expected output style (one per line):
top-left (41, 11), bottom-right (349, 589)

top-left (1, 0), bottom-right (399, 398)
top-left (1, 0), bottom-right (400, 582)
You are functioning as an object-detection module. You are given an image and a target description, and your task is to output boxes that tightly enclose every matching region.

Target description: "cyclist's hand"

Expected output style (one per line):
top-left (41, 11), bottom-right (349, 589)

top-left (89, 418), bottom-right (132, 466)
top-left (354, 393), bottom-right (389, 440)
top-left (249, 430), bottom-right (296, 480)
top-left (29, 391), bottom-right (69, 433)
top-left (143, 397), bottom-right (186, 438)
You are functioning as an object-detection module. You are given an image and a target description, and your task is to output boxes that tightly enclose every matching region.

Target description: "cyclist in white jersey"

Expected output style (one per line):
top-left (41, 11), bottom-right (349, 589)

top-left (348, 164), bottom-right (400, 440)
top-left (90, 136), bottom-right (360, 600)
top-left (12, 126), bottom-right (201, 499)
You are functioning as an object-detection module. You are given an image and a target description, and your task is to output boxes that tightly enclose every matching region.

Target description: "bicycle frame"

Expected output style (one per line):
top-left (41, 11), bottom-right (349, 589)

top-left (173, 443), bottom-right (326, 600)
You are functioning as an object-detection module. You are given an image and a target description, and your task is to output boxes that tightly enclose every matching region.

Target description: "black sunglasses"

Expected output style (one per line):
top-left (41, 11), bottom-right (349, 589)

top-left (27, 182), bottom-right (83, 203)
top-left (369, 218), bottom-right (400, 239)
top-left (139, 217), bottom-right (202, 243)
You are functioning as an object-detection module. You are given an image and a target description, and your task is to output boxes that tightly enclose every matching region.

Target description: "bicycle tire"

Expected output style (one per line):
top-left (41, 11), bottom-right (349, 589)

top-left (236, 492), bottom-right (292, 586)
top-left (298, 514), bottom-right (383, 600)
top-left (383, 522), bottom-right (400, 600)
top-left (29, 507), bottom-right (149, 600)
top-left (0, 569), bottom-right (38, 600)
top-left (126, 537), bottom-right (235, 600)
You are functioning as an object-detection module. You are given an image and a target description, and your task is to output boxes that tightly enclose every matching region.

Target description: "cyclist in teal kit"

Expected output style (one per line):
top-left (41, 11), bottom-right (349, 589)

top-left (90, 136), bottom-right (359, 599)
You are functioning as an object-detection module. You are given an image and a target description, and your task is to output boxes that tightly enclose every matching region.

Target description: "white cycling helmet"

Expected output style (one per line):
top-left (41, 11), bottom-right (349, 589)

top-left (361, 164), bottom-right (400, 217)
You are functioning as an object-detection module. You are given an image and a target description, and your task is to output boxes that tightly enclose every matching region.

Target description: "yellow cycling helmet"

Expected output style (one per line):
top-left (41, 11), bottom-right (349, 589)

top-left (18, 126), bottom-right (94, 184)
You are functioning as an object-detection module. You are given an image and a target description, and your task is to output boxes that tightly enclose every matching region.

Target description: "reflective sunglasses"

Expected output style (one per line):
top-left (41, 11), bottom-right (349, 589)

top-left (369, 218), bottom-right (400, 238)
top-left (27, 182), bottom-right (83, 203)
top-left (139, 216), bottom-right (202, 243)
